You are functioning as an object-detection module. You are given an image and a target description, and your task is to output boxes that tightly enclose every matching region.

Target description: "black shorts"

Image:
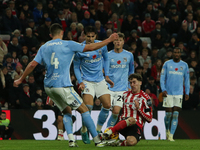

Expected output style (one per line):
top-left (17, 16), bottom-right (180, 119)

top-left (119, 124), bottom-right (142, 142)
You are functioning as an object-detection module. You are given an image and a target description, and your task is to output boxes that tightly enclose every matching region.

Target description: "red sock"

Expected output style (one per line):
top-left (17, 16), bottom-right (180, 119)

top-left (121, 140), bottom-right (127, 146)
top-left (111, 120), bottom-right (127, 133)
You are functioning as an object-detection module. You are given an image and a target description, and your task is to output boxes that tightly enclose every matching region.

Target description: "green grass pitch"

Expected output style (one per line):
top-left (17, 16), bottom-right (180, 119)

top-left (1, 140), bottom-right (200, 150)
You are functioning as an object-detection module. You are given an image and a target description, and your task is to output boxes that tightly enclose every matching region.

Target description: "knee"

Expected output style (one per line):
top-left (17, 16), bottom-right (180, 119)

top-left (126, 137), bottom-right (137, 146)
top-left (102, 103), bottom-right (111, 109)
top-left (112, 109), bottom-right (120, 115)
top-left (126, 117), bottom-right (136, 126)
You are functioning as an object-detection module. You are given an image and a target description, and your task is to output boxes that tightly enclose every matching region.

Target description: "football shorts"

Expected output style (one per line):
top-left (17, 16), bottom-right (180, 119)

top-left (163, 95), bottom-right (183, 108)
top-left (110, 91), bottom-right (125, 108)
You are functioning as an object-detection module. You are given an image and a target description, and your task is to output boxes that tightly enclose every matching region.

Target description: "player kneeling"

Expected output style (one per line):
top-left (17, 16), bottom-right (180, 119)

top-left (103, 73), bottom-right (153, 146)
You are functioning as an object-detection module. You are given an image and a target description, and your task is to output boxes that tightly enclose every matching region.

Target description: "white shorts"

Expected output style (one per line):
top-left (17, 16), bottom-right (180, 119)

top-left (110, 91), bottom-right (125, 108)
top-left (163, 95), bottom-right (183, 108)
top-left (82, 79), bottom-right (110, 98)
top-left (45, 87), bottom-right (83, 111)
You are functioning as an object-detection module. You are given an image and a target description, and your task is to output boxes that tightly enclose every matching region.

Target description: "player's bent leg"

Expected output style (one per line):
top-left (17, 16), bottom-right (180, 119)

top-left (57, 115), bottom-right (64, 141)
top-left (62, 107), bottom-right (76, 144)
top-left (77, 103), bottom-right (106, 147)
top-left (107, 106), bottom-right (121, 127)
top-left (97, 94), bottom-right (111, 132)
top-left (126, 136), bottom-right (137, 146)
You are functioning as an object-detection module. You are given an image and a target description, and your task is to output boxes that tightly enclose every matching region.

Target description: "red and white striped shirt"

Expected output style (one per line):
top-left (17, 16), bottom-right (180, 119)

top-left (120, 90), bottom-right (153, 130)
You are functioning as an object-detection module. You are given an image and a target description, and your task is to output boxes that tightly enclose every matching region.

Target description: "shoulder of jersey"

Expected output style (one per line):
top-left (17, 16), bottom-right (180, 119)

top-left (164, 59), bottom-right (172, 64)
top-left (123, 49), bottom-right (132, 55)
top-left (180, 60), bottom-right (188, 66)
top-left (141, 90), bottom-right (150, 100)
top-left (108, 50), bottom-right (114, 54)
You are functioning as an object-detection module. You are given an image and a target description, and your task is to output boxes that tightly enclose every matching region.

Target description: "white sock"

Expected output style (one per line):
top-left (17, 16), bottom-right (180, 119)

top-left (58, 129), bottom-right (63, 135)
top-left (96, 124), bottom-right (102, 132)
top-left (81, 125), bottom-right (87, 133)
top-left (107, 129), bottom-right (113, 136)
top-left (68, 134), bottom-right (75, 141)
top-left (93, 135), bottom-right (101, 143)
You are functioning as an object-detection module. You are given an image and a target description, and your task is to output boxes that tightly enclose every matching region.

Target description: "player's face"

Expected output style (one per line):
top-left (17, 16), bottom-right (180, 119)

top-left (86, 32), bottom-right (96, 44)
top-left (173, 49), bottom-right (181, 61)
top-left (1, 114), bottom-right (6, 120)
top-left (129, 78), bottom-right (142, 93)
top-left (113, 37), bottom-right (124, 49)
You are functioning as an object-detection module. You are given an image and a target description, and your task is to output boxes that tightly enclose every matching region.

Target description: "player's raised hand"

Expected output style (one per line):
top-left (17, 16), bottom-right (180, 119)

top-left (109, 33), bottom-right (119, 42)
top-left (162, 91), bottom-right (168, 97)
top-left (185, 94), bottom-right (189, 101)
top-left (105, 76), bottom-right (114, 88)
top-left (13, 79), bottom-right (22, 87)
top-left (78, 82), bottom-right (85, 91)
top-left (134, 100), bottom-right (139, 110)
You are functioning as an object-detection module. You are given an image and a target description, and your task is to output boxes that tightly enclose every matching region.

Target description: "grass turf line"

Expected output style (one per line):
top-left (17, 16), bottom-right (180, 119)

top-left (1, 140), bottom-right (200, 150)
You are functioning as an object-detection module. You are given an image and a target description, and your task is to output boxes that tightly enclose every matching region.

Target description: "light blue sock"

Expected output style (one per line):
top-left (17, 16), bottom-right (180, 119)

top-left (86, 104), bottom-right (93, 114)
top-left (164, 112), bottom-right (172, 130)
top-left (107, 113), bottom-right (119, 127)
top-left (170, 111), bottom-right (179, 135)
top-left (63, 113), bottom-right (73, 134)
top-left (82, 111), bottom-right (98, 138)
top-left (97, 107), bottom-right (110, 126)
top-left (82, 105), bottom-right (93, 132)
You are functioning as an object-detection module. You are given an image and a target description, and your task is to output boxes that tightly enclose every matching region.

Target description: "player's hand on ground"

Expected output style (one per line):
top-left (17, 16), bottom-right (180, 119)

top-left (162, 91), bottom-right (168, 97)
top-left (134, 100), bottom-right (139, 110)
top-left (109, 33), bottom-right (119, 42)
top-left (185, 94), bottom-right (189, 101)
top-left (78, 82), bottom-right (85, 91)
top-left (13, 79), bottom-right (22, 87)
top-left (105, 76), bottom-right (114, 88)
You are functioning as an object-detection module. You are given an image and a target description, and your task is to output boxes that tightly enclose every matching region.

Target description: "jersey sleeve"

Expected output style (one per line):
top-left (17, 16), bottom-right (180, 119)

top-left (73, 53), bottom-right (83, 83)
top-left (68, 41), bottom-right (86, 53)
top-left (137, 96), bottom-right (153, 123)
top-left (160, 62), bottom-right (167, 92)
top-left (184, 63), bottom-right (190, 95)
top-left (34, 47), bottom-right (43, 64)
top-left (129, 53), bottom-right (134, 75)
top-left (102, 46), bottom-right (109, 76)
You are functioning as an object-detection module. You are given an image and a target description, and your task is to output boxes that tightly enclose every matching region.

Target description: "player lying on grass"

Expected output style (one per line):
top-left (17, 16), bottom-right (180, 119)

top-left (103, 73), bottom-right (153, 146)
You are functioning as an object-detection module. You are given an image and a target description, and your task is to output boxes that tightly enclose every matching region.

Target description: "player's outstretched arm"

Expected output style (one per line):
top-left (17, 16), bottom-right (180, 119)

top-left (83, 33), bottom-right (119, 52)
top-left (13, 60), bottom-right (38, 87)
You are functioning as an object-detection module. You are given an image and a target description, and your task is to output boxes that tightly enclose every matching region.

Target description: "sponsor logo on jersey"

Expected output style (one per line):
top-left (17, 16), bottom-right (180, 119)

top-left (85, 57), bottom-right (101, 63)
top-left (123, 57), bottom-right (127, 62)
top-left (111, 64), bottom-right (126, 68)
top-left (169, 71), bottom-right (183, 75)
top-left (180, 67), bottom-right (183, 70)
top-left (117, 60), bottom-right (121, 64)
top-left (47, 41), bottom-right (62, 46)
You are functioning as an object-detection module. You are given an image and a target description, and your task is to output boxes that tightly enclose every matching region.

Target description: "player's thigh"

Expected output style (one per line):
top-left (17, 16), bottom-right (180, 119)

top-left (163, 95), bottom-right (174, 108)
top-left (173, 95), bottom-right (183, 108)
top-left (120, 124), bottom-right (141, 143)
top-left (95, 79), bottom-right (110, 99)
top-left (82, 80), bottom-right (95, 98)
top-left (99, 94), bottom-right (111, 108)
top-left (44, 87), bottom-right (68, 112)
top-left (82, 94), bottom-right (94, 106)
top-left (111, 91), bottom-right (124, 110)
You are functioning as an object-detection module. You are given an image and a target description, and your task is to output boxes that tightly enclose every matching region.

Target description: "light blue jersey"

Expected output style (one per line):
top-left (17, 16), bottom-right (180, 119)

top-left (160, 59), bottom-right (190, 95)
top-left (34, 39), bottom-right (85, 87)
top-left (108, 50), bottom-right (134, 91)
top-left (73, 40), bottom-right (109, 83)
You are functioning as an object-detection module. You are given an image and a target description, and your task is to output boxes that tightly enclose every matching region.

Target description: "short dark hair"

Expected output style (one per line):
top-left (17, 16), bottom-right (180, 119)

top-left (50, 23), bottom-right (63, 36)
top-left (173, 47), bottom-right (181, 52)
top-left (84, 26), bottom-right (97, 35)
top-left (118, 32), bottom-right (125, 39)
top-left (128, 73), bottom-right (143, 81)
top-left (1, 112), bottom-right (6, 115)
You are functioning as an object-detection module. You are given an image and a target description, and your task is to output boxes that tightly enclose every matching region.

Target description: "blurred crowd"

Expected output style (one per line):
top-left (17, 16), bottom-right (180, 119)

top-left (0, 0), bottom-right (200, 111)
